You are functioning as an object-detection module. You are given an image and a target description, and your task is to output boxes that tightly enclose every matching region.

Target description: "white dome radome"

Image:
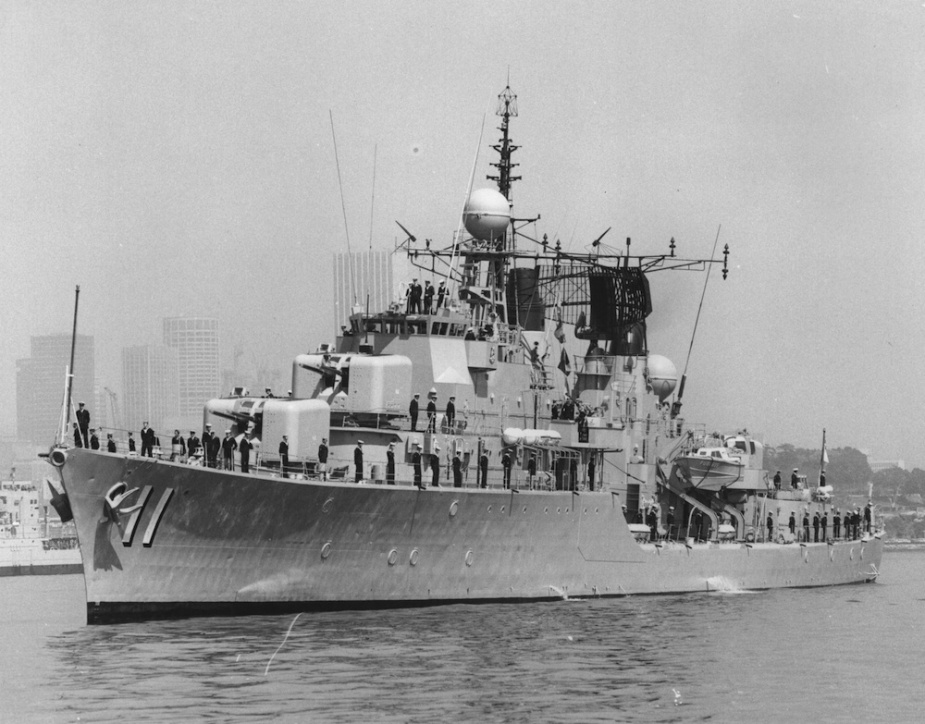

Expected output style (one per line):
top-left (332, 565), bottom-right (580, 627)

top-left (463, 188), bottom-right (510, 241)
top-left (646, 355), bottom-right (678, 402)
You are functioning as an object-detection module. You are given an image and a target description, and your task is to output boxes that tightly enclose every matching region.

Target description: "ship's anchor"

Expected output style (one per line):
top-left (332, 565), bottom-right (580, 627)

top-left (103, 482), bottom-right (144, 522)
top-left (45, 479), bottom-right (73, 523)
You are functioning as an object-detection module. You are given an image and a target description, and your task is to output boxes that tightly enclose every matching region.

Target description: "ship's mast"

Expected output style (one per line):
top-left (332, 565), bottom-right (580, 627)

top-left (481, 85), bottom-right (521, 323)
top-left (487, 85), bottom-right (520, 204)
top-left (395, 86), bottom-right (730, 342)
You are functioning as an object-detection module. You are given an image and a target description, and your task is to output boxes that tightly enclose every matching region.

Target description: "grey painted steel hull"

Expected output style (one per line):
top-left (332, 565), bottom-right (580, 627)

top-left (61, 449), bottom-right (883, 623)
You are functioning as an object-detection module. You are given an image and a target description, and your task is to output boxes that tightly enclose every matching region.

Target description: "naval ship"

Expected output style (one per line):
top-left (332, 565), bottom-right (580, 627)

top-left (49, 86), bottom-right (882, 623)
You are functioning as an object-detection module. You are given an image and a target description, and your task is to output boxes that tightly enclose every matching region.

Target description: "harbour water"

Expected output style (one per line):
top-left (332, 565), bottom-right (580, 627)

top-left (3, 551), bottom-right (923, 723)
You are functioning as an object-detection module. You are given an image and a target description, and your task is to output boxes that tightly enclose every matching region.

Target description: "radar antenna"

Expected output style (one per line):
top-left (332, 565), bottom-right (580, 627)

top-left (486, 84), bottom-right (520, 202)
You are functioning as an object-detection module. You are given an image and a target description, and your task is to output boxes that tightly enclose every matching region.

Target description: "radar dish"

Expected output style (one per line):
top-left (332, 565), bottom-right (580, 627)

top-left (646, 355), bottom-right (678, 402)
top-left (463, 188), bottom-right (510, 241)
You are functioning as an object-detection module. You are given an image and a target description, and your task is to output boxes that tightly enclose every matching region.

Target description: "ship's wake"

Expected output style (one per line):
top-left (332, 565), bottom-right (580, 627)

top-left (704, 576), bottom-right (756, 594)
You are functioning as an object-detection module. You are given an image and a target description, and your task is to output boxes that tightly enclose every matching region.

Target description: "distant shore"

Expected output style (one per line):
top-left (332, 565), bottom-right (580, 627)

top-left (883, 538), bottom-right (925, 551)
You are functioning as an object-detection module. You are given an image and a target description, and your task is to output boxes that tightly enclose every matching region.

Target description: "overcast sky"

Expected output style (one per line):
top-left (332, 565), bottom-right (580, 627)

top-left (2, 2), bottom-right (924, 466)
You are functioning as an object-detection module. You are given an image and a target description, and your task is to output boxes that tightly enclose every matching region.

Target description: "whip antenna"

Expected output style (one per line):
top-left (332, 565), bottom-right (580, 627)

top-left (330, 111), bottom-right (357, 306)
top-left (676, 225), bottom-right (722, 409)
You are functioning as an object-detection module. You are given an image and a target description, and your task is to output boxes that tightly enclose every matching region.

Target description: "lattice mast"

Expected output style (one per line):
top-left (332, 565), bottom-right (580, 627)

top-left (395, 84), bottom-right (730, 340)
top-left (487, 85), bottom-right (520, 207)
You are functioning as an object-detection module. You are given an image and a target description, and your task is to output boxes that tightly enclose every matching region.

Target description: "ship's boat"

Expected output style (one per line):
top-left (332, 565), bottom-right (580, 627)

top-left (47, 85), bottom-right (882, 623)
top-left (675, 433), bottom-right (766, 491)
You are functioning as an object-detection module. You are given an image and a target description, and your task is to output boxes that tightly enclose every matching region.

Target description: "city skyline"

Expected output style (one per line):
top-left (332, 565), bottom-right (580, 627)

top-left (15, 334), bottom-right (95, 449)
top-left (121, 343), bottom-right (179, 434)
top-left (333, 250), bottom-right (395, 337)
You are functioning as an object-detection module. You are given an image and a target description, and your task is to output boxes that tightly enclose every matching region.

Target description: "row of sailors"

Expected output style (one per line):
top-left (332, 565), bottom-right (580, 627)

top-left (405, 279), bottom-right (448, 314)
top-left (89, 425), bottom-right (596, 491)
top-left (626, 503), bottom-right (874, 543)
top-left (407, 393), bottom-right (596, 433)
top-left (772, 505), bottom-right (874, 541)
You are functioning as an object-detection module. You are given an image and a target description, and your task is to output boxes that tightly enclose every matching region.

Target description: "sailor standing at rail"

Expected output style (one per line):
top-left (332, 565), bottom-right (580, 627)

top-left (412, 442), bottom-right (423, 488)
top-left (426, 395), bottom-right (437, 432)
top-left (202, 424), bottom-right (214, 467)
top-left (407, 278), bottom-right (422, 313)
top-left (89, 429), bottom-right (100, 450)
top-left (140, 422), bottom-right (155, 457)
top-left (187, 430), bottom-right (200, 459)
top-left (453, 450), bottom-right (462, 487)
top-left (437, 280), bottom-right (447, 308)
top-left (354, 440), bottom-right (364, 482)
top-left (445, 396), bottom-right (456, 431)
top-left (802, 509), bottom-right (810, 542)
top-left (386, 442), bottom-right (396, 484)
top-left (209, 430), bottom-right (220, 468)
top-left (279, 435), bottom-right (289, 478)
top-left (833, 509), bottom-right (841, 539)
top-left (501, 449), bottom-right (512, 489)
top-left (221, 429), bottom-right (237, 470)
top-left (409, 393), bottom-right (419, 431)
top-left (171, 430), bottom-right (186, 461)
top-left (430, 445), bottom-right (440, 487)
top-left (239, 434), bottom-right (252, 474)
top-left (76, 402), bottom-right (90, 447)
top-left (318, 437), bottom-right (329, 480)
top-left (423, 281), bottom-right (435, 313)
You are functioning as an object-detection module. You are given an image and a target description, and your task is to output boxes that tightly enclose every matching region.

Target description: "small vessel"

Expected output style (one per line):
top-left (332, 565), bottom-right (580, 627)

top-left (675, 432), bottom-right (765, 491)
top-left (1, 475), bottom-right (81, 576)
top-left (48, 85), bottom-right (882, 623)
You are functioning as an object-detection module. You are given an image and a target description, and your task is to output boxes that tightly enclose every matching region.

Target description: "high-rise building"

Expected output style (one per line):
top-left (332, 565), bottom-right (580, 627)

top-left (121, 345), bottom-right (179, 433)
top-left (162, 317), bottom-right (220, 418)
top-left (16, 334), bottom-right (95, 447)
top-left (333, 250), bottom-right (394, 335)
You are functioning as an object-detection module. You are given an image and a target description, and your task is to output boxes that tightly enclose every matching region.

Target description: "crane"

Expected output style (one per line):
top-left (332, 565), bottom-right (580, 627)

top-left (103, 387), bottom-right (123, 432)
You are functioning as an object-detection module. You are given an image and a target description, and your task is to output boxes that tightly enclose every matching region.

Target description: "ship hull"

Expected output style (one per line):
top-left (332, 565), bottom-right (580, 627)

top-left (60, 449), bottom-right (882, 623)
